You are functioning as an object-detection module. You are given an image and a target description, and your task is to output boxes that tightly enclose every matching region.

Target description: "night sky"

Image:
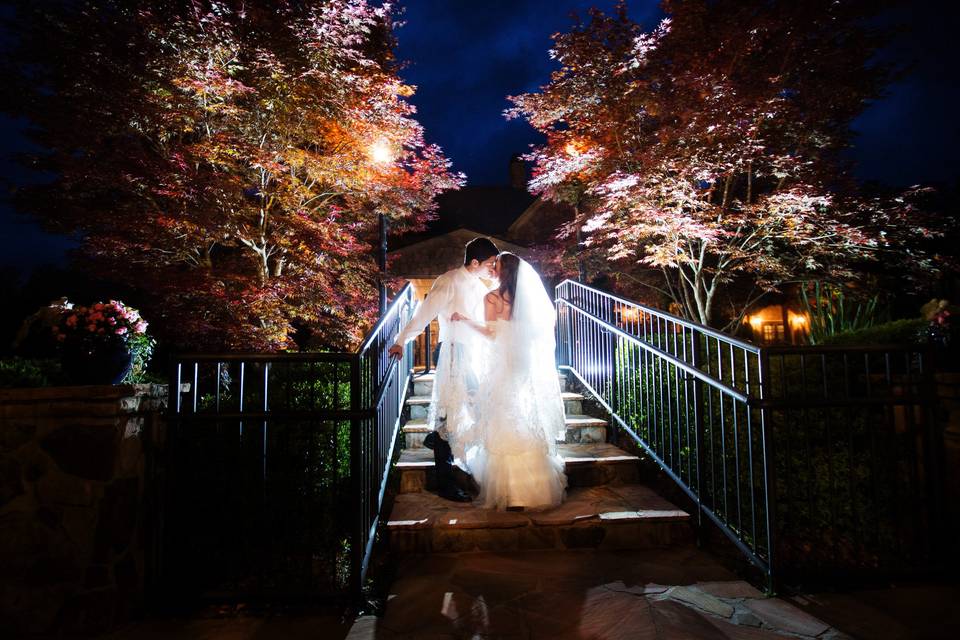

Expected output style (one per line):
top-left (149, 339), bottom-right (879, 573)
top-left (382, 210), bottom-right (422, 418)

top-left (1, 0), bottom-right (958, 272)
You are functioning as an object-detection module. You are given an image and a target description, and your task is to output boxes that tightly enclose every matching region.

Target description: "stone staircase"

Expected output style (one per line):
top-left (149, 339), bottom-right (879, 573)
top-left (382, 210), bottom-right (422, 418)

top-left (387, 370), bottom-right (693, 554)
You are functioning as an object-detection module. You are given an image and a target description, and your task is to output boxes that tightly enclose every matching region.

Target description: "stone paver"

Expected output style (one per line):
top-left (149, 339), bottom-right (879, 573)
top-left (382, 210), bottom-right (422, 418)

top-left (744, 597), bottom-right (831, 637)
top-left (663, 585), bottom-right (735, 618)
top-left (697, 580), bottom-right (765, 600)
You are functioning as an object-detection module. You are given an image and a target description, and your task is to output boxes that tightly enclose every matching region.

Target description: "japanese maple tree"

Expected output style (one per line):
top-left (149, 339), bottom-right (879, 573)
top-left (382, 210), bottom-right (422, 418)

top-left (1, 0), bottom-right (462, 350)
top-left (508, 0), bottom-right (946, 328)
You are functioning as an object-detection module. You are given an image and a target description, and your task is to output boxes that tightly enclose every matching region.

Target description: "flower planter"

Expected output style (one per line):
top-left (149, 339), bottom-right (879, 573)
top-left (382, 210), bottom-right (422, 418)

top-left (61, 339), bottom-right (134, 385)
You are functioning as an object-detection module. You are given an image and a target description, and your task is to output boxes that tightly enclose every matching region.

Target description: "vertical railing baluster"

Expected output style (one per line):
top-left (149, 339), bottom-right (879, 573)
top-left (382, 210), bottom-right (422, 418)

top-left (691, 328), bottom-right (706, 540)
top-left (192, 362), bottom-right (199, 413)
top-left (758, 347), bottom-right (776, 593)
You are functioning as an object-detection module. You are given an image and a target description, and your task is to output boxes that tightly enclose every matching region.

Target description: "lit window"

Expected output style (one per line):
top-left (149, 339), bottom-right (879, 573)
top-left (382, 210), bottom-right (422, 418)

top-left (762, 323), bottom-right (785, 343)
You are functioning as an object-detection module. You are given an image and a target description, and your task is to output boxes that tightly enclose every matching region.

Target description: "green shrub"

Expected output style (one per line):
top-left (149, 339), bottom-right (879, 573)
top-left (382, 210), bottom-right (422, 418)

top-left (0, 357), bottom-right (62, 388)
top-left (820, 318), bottom-right (926, 346)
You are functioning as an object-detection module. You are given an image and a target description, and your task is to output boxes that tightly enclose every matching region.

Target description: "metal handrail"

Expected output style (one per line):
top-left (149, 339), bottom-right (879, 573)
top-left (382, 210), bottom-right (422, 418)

top-left (555, 279), bottom-right (941, 591)
top-left (556, 279), bottom-right (761, 353)
top-left (555, 286), bottom-right (774, 584)
top-left (559, 298), bottom-right (752, 404)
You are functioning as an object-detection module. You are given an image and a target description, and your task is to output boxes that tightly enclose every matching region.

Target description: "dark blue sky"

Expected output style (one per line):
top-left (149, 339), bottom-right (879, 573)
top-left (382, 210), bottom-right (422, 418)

top-left (395, 0), bottom-right (960, 187)
top-left (2, 0), bottom-right (958, 272)
top-left (394, 0), bottom-right (663, 184)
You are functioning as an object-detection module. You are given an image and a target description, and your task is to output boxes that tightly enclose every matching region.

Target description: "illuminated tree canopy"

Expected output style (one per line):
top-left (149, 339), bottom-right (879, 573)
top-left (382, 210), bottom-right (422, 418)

top-left (508, 0), bottom-right (949, 328)
top-left (2, 0), bottom-right (463, 349)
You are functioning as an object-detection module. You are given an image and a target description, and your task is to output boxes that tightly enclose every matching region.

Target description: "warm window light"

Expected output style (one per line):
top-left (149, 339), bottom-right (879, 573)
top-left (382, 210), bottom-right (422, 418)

top-left (788, 312), bottom-right (809, 328)
top-left (369, 139), bottom-right (394, 164)
top-left (748, 315), bottom-right (763, 330)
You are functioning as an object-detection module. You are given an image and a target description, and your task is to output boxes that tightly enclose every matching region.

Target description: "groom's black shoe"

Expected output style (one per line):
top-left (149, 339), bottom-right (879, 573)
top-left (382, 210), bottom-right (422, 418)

top-left (433, 435), bottom-right (472, 503)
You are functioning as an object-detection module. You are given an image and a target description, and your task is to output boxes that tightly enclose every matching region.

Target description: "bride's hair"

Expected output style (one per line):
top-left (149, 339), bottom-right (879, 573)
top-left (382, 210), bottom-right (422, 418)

top-left (496, 252), bottom-right (520, 317)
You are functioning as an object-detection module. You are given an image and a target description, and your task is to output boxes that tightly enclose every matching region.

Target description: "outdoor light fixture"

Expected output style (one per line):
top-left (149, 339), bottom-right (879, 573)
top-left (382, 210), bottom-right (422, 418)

top-left (369, 139), bottom-right (394, 164)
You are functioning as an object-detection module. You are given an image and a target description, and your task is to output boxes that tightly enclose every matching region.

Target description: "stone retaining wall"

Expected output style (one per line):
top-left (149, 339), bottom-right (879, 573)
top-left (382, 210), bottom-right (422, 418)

top-left (0, 384), bottom-right (166, 635)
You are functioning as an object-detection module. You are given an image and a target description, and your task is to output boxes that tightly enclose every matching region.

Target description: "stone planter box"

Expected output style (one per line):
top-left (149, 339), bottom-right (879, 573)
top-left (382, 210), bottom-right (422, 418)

top-left (0, 384), bottom-right (167, 635)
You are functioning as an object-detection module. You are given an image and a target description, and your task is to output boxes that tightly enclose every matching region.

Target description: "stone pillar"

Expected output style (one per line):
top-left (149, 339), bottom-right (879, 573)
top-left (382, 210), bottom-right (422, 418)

top-left (0, 384), bottom-right (166, 635)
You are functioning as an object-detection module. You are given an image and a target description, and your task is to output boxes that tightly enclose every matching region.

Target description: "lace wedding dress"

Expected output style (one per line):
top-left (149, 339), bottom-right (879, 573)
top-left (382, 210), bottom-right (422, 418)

top-left (465, 261), bottom-right (567, 510)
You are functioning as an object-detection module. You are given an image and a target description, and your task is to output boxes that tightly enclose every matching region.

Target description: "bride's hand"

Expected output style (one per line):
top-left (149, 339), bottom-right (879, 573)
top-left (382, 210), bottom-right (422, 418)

top-left (450, 312), bottom-right (465, 322)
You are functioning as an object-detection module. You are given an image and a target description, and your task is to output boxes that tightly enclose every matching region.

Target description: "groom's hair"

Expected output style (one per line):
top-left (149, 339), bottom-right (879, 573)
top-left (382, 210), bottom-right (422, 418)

top-left (463, 237), bottom-right (499, 266)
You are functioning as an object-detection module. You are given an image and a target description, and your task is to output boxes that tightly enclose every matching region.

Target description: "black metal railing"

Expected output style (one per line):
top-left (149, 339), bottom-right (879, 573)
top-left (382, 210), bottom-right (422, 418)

top-left (158, 284), bottom-right (416, 602)
top-left (555, 279), bottom-right (942, 589)
top-left (413, 321), bottom-right (438, 373)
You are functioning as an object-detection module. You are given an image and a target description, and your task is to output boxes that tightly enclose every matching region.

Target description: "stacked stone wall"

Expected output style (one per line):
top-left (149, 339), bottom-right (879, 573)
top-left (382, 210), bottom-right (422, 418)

top-left (0, 384), bottom-right (166, 635)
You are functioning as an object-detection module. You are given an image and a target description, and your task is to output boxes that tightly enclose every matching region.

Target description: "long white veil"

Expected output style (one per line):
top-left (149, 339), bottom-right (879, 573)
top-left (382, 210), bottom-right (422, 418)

top-left (464, 257), bottom-right (568, 509)
top-left (485, 259), bottom-right (566, 448)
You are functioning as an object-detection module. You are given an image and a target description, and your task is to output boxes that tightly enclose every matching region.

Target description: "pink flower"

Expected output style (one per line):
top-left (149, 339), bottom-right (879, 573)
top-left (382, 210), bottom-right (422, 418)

top-left (87, 324), bottom-right (97, 332)
top-left (108, 318), bottom-right (116, 325)
top-left (135, 322), bottom-right (148, 333)
top-left (65, 316), bottom-right (78, 327)
top-left (115, 327), bottom-right (127, 335)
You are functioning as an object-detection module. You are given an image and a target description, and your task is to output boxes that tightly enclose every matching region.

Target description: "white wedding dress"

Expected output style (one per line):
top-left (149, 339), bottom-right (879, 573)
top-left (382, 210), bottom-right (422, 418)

top-left (465, 261), bottom-right (567, 510)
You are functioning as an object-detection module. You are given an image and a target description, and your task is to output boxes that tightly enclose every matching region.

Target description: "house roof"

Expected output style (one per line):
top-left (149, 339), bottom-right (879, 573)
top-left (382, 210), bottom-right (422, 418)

top-left (391, 185), bottom-right (535, 250)
top-left (507, 196), bottom-right (574, 245)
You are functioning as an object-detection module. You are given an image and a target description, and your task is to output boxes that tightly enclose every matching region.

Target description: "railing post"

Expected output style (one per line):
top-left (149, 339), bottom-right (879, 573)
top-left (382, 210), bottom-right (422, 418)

top-left (349, 354), bottom-right (363, 598)
top-left (607, 326), bottom-right (619, 445)
top-left (378, 213), bottom-right (388, 316)
top-left (690, 328), bottom-right (706, 544)
top-left (424, 323), bottom-right (432, 374)
top-left (757, 347), bottom-right (777, 594)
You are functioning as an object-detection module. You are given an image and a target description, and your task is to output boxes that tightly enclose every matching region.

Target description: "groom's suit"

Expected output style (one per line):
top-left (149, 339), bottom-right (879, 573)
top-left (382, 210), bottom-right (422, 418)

top-left (395, 266), bottom-right (489, 441)
top-left (394, 266), bottom-right (489, 502)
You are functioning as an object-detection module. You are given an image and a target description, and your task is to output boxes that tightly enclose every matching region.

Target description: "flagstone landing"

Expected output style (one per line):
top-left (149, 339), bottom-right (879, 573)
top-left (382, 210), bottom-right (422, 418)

top-left (346, 548), bottom-right (850, 639)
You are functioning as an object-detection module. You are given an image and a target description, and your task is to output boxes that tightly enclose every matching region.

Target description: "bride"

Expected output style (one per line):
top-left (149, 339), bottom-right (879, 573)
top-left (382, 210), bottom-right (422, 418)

top-left (451, 252), bottom-right (567, 510)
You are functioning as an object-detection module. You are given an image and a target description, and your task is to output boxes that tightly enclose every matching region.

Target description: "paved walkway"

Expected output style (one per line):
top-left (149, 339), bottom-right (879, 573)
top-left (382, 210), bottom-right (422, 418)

top-left (348, 548), bottom-right (841, 639)
top-left (98, 550), bottom-right (960, 639)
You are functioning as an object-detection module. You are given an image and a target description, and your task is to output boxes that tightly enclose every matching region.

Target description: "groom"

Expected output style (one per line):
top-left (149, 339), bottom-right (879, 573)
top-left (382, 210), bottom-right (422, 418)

top-left (388, 237), bottom-right (499, 502)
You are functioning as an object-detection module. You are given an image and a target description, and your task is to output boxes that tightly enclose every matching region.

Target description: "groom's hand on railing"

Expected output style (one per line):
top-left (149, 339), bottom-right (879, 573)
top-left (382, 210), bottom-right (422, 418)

top-left (388, 344), bottom-right (404, 360)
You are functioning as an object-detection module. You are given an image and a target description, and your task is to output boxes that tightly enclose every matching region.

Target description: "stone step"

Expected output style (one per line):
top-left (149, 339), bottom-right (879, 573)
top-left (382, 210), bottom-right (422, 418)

top-left (412, 371), bottom-right (569, 396)
top-left (402, 414), bottom-right (607, 449)
top-left (396, 442), bottom-right (642, 493)
top-left (386, 483), bottom-right (692, 554)
top-left (405, 392), bottom-right (584, 419)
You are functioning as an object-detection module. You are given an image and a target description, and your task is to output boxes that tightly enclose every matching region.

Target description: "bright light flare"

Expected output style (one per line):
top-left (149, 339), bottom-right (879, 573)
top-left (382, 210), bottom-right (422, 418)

top-left (369, 139), bottom-right (394, 164)
top-left (788, 312), bottom-right (808, 328)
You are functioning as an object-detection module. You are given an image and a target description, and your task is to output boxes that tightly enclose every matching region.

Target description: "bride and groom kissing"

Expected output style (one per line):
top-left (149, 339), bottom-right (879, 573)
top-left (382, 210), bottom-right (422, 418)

top-left (388, 237), bottom-right (567, 511)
